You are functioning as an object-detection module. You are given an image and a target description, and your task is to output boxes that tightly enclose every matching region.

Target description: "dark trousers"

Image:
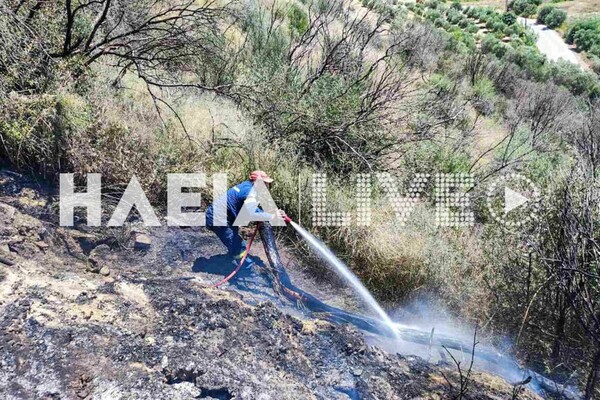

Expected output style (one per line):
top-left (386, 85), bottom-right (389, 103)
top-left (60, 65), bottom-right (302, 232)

top-left (207, 225), bottom-right (246, 257)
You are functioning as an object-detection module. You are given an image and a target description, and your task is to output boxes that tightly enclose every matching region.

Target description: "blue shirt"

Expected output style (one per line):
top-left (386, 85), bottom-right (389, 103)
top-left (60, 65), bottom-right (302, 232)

top-left (206, 180), bottom-right (270, 226)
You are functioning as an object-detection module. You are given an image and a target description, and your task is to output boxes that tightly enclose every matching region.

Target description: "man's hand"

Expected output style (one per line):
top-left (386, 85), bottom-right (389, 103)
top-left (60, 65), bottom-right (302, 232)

top-left (277, 209), bottom-right (291, 223)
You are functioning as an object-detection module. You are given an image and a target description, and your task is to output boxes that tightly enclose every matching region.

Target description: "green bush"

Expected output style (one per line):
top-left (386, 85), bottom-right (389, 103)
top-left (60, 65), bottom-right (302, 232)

top-left (482, 34), bottom-right (507, 58)
top-left (589, 54), bottom-right (600, 75)
top-left (566, 17), bottom-right (600, 44)
top-left (538, 6), bottom-right (567, 29)
top-left (549, 60), bottom-right (600, 96)
top-left (446, 8), bottom-right (463, 25)
top-left (426, 9), bottom-right (442, 21)
top-left (510, 0), bottom-right (540, 17)
top-left (288, 4), bottom-right (309, 37)
top-left (504, 25), bottom-right (518, 36)
top-left (537, 5), bottom-right (553, 24)
top-left (424, 0), bottom-right (441, 9)
top-left (546, 9), bottom-right (567, 29)
top-left (451, 1), bottom-right (462, 11)
top-left (573, 29), bottom-right (600, 51)
top-left (472, 77), bottom-right (497, 115)
top-left (502, 12), bottom-right (517, 26)
top-left (487, 19), bottom-right (507, 33)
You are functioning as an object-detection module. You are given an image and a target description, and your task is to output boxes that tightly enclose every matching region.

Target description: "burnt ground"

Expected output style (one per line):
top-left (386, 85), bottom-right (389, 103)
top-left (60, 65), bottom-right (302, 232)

top-left (0, 170), bottom-right (540, 399)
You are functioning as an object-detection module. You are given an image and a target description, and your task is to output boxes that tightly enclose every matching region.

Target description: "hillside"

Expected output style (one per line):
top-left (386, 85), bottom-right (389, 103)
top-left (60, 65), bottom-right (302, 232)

top-left (0, 170), bottom-right (542, 399)
top-left (2, 0), bottom-right (600, 398)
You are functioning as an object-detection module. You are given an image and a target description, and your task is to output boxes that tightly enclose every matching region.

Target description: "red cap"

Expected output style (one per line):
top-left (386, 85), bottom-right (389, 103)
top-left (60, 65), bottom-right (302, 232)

top-left (249, 170), bottom-right (274, 183)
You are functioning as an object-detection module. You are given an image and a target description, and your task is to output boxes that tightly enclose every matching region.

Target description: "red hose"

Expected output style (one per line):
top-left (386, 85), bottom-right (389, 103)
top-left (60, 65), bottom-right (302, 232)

top-left (210, 224), bottom-right (260, 288)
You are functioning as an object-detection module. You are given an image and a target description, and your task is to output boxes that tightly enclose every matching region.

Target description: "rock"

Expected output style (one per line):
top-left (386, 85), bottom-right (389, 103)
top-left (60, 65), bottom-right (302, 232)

top-left (35, 241), bottom-right (49, 250)
top-left (134, 233), bottom-right (152, 250)
top-left (0, 254), bottom-right (15, 266)
top-left (352, 368), bottom-right (363, 376)
top-left (54, 228), bottom-right (85, 259)
top-left (100, 266), bottom-right (111, 276)
top-left (88, 244), bottom-right (111, 273)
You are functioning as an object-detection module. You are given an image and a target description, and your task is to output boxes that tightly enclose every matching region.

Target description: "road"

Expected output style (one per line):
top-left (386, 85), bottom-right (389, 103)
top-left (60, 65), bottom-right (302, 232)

top-left (519, 17), bottom-right (583, 66)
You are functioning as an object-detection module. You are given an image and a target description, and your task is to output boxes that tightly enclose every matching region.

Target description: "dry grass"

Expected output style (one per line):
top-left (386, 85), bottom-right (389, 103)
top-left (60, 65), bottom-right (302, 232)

top-left (462, 0), bottom-right (600, 20)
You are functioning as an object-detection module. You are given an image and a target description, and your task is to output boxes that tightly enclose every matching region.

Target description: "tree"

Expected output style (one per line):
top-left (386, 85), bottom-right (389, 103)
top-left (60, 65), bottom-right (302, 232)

top-left (2, 0), bottom-right (236, 96)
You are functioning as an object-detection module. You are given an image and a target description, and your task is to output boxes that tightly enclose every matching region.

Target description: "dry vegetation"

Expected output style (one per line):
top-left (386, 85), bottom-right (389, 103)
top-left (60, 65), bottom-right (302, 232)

top-left (1, 0), bottom-right (600, 397)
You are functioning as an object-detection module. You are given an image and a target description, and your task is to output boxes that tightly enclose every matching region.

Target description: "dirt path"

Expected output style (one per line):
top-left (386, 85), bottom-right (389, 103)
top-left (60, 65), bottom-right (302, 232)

top-left (519, 17), bottom-right (584, 66)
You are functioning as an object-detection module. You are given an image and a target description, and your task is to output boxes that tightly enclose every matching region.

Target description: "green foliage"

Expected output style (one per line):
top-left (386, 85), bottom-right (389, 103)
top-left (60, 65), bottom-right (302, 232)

top-left (450, 0), bottom-right (463, 11)
top-left (502, 12), bottom-right (517, 26)
top-left (549, 60), bottom-right (600, 96)
top-left (0, 93), bottom-right (92, 177)
top-left (473, 77), bottom-right (496, 99)
top-left (574, 29), bottom-right (600, 51)
top-left (472, 77), bottom-right (497, 115)
top-left (426, 9), bottom-right (442, 21)
top-left (288, 4), bottom-right (309, 37)
top-left (566, 17), bottom-right (600, 50)
top-left (424, 0), bottom-right (441, 9)
top-left (538, 6), bottom-right (567, 29)
top-left (446, 8), bottom-right (463, 25)
top-left (537, 5), bottom-right (554, 24)
top-left (486, 18), bottom-right (507, 34)
top-left (482, 34), bottom-right (507, 58)
top-left (510, 0), bottom-right (539, 17)
top-left (590, 54), bottom-right (600, 75)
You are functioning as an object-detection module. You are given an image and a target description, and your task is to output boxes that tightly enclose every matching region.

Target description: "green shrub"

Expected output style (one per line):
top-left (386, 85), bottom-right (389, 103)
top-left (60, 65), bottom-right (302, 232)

top-left (510, 0), bottom-right (540, 17)
top-left (424, 0), bottom-right (441, 9)
top-left (288, 4), bottom-right (309, 37)
top-left (566, 17), bottom-right (600, 44)
top-left (487, 19), bottom-right (507, 33)
top-left (504, 25), bottom-right (518, 36)
top-left (590, 54), bottom-right (600, 75)
top-left (426, 9), bottom-right (442, 21)
top-left (472, 77), bottom-right (497, 115)
top-left (537, 5), bottom-right (553, 24)
top-left (482, 34), bottom-right (507, 58)
top-left (446, 8), bottom-right (463, 24)
top-left (502, 12), bottom-right (517, 26)
top-left (573, 29), bottom-right (600, 51)
top-left (546, 9), bottom-right (567, 29)
top-left (549, 60), bottom-right (600, 96)
top-left (0, 94), bottom-right (91, 178)
top-left (451, 1), bottom-right (462, 11)
top-left (538, 6), bottom-right (567, 29)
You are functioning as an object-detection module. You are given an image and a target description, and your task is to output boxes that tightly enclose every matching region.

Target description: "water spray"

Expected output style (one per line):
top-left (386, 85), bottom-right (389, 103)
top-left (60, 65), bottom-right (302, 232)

top-left (287, 219), bottom-right (399, 340)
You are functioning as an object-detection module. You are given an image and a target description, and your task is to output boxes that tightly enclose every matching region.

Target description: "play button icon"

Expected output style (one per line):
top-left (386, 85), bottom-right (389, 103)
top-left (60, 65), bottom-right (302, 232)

top-left (486, 174), bottom-right (540, 227)
top-left (504, 187), bottom-right (529, 213)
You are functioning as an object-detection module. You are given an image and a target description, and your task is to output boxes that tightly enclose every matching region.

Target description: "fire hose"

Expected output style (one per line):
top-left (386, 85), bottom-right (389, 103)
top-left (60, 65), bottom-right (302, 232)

top-left (210, 224), bottom-right (260, 288)
top-left (208, 219), bottom-right (581, 399)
